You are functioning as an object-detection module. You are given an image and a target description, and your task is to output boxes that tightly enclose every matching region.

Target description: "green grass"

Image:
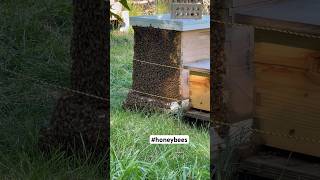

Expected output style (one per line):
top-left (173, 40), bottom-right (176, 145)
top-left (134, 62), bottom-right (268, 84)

top-left (0, 0), bottom-right (209, 178)
top-left (126, 0), bottom-right (170, 17)
top-left (127, 1), bottom-right (145, 16)
top-left (110, 32), bottom-right (209, 179)
top-left (155, 0), bottom-right (170, 14)
top-left (0, 0), bottom-right (105, 179)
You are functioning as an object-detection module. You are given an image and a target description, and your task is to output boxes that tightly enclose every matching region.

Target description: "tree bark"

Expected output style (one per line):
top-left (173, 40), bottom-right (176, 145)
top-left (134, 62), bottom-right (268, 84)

top-left (39, 0), bottom-right (109, 159)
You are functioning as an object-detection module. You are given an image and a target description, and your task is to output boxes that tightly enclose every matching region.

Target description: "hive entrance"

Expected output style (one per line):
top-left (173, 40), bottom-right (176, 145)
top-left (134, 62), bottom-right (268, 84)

top-left (183, 59), bottom-right (210, 112)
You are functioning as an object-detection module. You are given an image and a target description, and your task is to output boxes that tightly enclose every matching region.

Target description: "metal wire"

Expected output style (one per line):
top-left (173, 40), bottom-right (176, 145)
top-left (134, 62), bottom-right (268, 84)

top-left (0, 65), bottom-right (110, 102)
top-left (130, 89), bottom-right (182, 101)
top-left (2, 64), bottom-right (320, 145)
top-left (1, 16), bottom-right (320, 146)
top-left (0, 65), bottom-right (182, 102)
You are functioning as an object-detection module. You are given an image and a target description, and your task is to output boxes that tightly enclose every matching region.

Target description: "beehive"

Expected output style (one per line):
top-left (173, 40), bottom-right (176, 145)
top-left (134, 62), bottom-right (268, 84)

top-left (253, 41), bottom-right (320, 157)
top-left (125, 14), bottom-right (210, 113)
top-left (234, 0), bottom-right (320, 157)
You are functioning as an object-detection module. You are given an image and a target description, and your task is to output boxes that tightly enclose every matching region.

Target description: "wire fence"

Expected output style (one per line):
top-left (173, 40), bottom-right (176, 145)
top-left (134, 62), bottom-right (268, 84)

top-left (1, 10), bottom-right (320, 172)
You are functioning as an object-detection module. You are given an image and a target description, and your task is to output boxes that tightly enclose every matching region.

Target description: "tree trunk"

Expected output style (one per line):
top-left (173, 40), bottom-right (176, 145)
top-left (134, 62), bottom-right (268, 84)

top-left (39, 0), bottom-right (109, 157)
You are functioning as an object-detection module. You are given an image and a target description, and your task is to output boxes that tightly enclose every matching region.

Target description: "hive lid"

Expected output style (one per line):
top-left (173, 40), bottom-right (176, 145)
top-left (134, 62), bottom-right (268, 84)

top-left (183, 59), bottom-right (210, 73)
top-left (130, 14), bottom-right (209, 31)
top-left (234, 0), bottom-right (320, 35)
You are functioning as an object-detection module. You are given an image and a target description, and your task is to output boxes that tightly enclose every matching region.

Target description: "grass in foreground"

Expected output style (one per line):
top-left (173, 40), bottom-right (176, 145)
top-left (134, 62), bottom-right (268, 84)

top-left (110, 31), bottom-right (210, 179)
top-left (0, 0), bottom-right (209, 178)
top-left (0, 0), bottom-right (105, 179)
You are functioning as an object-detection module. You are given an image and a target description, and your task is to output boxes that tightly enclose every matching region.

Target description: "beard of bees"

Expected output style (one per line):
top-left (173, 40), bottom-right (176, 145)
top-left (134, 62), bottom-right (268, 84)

top-left (123, 27), bottom-right (182, 111)
top-left (39, 0), bottom-right (109, 174)
top-left (210, 1), bottom-right (229, 138)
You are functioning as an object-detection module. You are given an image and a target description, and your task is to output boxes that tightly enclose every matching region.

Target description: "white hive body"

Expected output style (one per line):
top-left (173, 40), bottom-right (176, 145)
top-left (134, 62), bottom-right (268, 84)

top-left (170, 0), bottom-right (203, 19)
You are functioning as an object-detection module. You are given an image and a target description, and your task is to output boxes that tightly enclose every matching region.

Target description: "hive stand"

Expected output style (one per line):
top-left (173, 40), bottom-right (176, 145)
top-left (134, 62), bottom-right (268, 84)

top-left (123, 14), bottom-right (210, 116)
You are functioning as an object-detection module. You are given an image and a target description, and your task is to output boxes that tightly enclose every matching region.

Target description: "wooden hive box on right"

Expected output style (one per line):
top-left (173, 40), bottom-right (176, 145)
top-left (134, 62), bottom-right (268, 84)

top-left (254, 40), bottom-right (320, 157)
top-left (234, 0), bottom-right (320, 157)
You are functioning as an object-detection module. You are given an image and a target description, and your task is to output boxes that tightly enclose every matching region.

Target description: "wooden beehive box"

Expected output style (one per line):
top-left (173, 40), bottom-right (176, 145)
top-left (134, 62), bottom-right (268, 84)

top-left (180, 29), bottom-right (210, 112)
top-left (184, 60), bottom-right (210, 111)
top-left (234, 0), bottom-right (320, 157)
top-left (254, 41), bottom-right (320, 157)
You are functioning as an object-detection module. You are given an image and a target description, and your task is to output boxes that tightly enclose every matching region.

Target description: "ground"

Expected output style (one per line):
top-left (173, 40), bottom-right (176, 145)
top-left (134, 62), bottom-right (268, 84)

top-left (0, 0), bottom-right (209, 179)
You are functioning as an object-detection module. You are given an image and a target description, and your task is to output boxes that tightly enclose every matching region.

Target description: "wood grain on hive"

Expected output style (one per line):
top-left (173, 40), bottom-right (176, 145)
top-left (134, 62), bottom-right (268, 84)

top-left (181, 29), bottom-right (210, 64)
top-left (254, 42), bottom-right (320, 157)
top-left (234, 0), bottom-right (320, 157)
